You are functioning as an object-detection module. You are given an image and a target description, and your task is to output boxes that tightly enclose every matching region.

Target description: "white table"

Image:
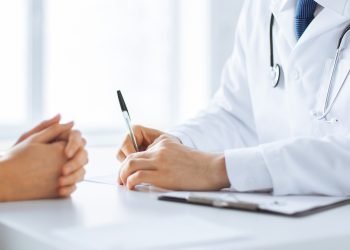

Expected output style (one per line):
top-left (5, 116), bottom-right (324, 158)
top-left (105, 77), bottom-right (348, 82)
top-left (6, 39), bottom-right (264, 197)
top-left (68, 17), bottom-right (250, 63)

top-left (0, 147), bottom-right (350, 250)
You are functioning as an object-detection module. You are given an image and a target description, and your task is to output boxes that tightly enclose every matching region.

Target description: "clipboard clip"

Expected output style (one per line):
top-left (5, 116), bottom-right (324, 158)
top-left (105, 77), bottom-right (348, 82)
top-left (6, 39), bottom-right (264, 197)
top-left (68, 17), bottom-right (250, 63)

top-left (187, 193), bottom-right (259, 211)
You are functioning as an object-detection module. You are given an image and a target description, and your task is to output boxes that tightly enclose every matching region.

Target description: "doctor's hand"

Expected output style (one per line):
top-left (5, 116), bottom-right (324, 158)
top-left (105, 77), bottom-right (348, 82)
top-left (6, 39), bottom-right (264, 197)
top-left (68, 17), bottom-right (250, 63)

top-left (118, 136), bottom-right (230, 191)
top-left (0, 123), bottom-right (84, 201)
top-left (117, 125), bottom-right (167, 161)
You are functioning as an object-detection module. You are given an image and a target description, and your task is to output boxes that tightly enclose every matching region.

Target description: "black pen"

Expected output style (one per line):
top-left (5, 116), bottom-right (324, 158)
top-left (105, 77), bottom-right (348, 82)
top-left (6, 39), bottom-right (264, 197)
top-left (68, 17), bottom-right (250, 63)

top-left (116, 90), bottom-right (139, 152)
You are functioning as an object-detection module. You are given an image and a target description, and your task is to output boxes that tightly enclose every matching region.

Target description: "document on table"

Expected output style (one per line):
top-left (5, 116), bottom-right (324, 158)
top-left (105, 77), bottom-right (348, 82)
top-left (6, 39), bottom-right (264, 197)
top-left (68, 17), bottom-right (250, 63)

top-left (158, 191), bottom-right (350, 217)
top-left (54, 215), bottom-right (248, 250)
top-left (85, 175), bottom-right (170, 192)
top-left (85, 175), bottom-right (117, 185)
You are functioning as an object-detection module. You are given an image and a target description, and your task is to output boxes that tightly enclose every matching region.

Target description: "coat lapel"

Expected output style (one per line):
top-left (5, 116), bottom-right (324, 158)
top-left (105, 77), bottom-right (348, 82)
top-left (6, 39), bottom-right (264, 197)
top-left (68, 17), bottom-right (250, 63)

top-left (296, 7), bottom-right (350, 49)
top-left (270, 0), bottom-right (297, 49)
top-left (270, 0), bottom-right (350, 50)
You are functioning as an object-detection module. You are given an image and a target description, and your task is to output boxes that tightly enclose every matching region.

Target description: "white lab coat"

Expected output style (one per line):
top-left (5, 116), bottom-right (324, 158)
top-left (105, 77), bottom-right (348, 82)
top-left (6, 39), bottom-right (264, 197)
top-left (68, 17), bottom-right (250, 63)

top-left (169, 0), bottom-right (350, 196)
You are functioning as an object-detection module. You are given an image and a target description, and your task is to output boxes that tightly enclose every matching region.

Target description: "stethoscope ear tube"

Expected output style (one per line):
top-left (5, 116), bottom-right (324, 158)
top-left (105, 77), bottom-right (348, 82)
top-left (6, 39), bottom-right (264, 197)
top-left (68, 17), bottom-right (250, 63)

top-left (271, 64), bottom-right (281, 88)
top-left (270, 14), bottom-right (281, 88)
top-left (337, 25), bottom-right (350, 49)
top-left (269, 14), bottom-right (275, 68)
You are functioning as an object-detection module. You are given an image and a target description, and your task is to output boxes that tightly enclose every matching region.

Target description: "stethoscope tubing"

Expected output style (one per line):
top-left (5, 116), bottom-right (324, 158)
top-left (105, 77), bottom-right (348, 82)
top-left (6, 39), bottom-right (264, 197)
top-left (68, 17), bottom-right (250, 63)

top-left (269, 14), bottom-right (350, 122)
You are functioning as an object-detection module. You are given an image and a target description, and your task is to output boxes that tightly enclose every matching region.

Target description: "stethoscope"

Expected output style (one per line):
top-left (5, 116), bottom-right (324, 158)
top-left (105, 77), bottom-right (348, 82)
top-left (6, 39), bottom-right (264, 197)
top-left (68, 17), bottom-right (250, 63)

top-left (269, 14), bottom-right (350, 123)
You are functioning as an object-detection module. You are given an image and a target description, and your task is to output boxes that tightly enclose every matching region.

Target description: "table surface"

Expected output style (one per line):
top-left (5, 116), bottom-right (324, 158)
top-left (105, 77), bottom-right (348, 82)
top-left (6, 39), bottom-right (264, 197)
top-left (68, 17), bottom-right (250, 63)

top-left (0, 147), bottom-right (349, 250)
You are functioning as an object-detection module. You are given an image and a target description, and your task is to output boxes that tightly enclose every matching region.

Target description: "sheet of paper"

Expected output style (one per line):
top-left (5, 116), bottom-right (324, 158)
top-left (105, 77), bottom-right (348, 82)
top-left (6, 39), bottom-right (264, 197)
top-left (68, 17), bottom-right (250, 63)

top-left (85, 175), bottom-right (170, 192)
top-left (54, 215), bottom-right (248, 250)
top-left (161, 191), bottom-right (349, 215)
top-left (85, 175), bottom-right (117, 185)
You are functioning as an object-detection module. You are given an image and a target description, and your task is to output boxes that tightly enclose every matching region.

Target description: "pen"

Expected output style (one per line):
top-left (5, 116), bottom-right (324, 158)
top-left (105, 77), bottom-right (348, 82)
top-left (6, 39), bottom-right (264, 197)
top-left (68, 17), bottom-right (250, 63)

top-left (116, 90), bottom-right (139, 152)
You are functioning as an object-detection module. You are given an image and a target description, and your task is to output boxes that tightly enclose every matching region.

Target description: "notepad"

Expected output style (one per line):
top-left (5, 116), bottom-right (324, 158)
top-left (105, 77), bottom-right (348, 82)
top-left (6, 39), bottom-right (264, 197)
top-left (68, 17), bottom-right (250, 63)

top-left (158, 191), bottom-right (350, 217)
top-left (54, 215), bottom-right (248, 249)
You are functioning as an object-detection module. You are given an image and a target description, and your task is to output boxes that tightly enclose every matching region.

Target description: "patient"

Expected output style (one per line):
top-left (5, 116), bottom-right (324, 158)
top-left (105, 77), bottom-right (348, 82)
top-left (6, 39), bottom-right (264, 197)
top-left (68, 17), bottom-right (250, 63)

top-left (0, 115), bottom-right (88, 201)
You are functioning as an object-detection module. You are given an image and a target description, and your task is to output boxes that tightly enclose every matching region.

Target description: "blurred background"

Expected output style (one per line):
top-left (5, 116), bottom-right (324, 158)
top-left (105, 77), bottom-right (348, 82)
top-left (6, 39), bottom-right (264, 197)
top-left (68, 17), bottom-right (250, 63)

top-left (0, 0), bottom-right (244, 145)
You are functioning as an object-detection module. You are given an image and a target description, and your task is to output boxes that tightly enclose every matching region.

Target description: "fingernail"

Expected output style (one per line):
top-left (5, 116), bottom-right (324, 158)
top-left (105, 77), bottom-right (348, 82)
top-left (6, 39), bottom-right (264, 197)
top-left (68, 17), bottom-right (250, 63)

top-left (61, 121), bottom-right (74, 129)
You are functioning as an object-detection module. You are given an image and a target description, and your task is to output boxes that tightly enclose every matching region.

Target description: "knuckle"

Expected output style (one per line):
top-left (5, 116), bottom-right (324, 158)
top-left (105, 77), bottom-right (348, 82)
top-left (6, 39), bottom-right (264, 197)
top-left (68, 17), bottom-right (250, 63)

top-left (126, 179), bottom-right (134, 189)
top-left (125, 153), bottom-right (136, 161)
top-left (158, 134), bottom-right (168, 140)
top-left (135, 171), bottom-right (145, 179)
top-left (127, 159), bottom-right (136, 170)
top-left (157, 137), bottom-right (170, 147)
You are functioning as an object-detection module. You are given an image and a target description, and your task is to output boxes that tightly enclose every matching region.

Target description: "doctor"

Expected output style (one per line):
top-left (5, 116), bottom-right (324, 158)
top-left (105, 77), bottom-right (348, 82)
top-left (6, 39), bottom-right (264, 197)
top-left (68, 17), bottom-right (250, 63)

top-left (117, 0), bottom-right (350, 196)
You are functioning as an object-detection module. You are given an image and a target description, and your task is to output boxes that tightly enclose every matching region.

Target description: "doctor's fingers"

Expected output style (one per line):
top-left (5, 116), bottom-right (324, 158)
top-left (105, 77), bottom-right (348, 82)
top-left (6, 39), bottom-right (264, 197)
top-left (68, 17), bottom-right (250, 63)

top-left (126, 170), bottom-right (156, 190)
top-left (117, 134), bottom-right (138, 162)
top-left (119, 157), bottom-right (155, 185)
top-left (117, 126), bottom-right (165, 161)
top-left (146, 134), bottom-right (167, 150)
top-left (118, 168), bottom-right (123, 185)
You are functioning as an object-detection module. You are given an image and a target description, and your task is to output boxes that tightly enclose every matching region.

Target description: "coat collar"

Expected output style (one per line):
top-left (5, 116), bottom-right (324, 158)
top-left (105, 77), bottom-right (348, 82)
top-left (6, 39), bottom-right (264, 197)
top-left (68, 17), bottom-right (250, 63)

top-left (271, 0), bottom-right (350, 16)
top-left (316, 0), bottom-right (350, 16)
top-left (270, 0), bottom-right (350, 49)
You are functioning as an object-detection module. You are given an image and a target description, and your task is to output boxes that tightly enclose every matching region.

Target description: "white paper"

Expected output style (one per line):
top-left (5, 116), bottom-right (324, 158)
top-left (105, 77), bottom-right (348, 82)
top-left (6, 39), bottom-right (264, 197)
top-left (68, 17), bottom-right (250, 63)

top-left (54, 215), bottom-right (247, 250)
top-left (162, 192), bottom-right (349, 215)
top-left (85, 175), bottom-right (170, 192)
top-left (85, 175), bottom-right (118, 185)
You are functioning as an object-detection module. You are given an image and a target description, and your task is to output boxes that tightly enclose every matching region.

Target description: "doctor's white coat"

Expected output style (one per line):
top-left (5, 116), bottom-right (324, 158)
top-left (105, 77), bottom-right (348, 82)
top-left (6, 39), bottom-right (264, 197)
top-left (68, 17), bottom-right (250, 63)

top-left (170, 0), bottom-right (350, 196)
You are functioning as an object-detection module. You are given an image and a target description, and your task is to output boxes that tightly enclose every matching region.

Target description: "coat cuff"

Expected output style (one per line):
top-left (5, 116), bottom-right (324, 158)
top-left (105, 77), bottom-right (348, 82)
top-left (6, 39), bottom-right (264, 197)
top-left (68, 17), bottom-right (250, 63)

top-left (224, 146), bottom-right (273, 192)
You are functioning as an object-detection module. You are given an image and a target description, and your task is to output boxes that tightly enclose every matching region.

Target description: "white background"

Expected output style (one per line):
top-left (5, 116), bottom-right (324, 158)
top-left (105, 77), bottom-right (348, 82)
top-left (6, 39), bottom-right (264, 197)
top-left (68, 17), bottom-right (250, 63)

top-left (0, 0), bottom-right (243, 145)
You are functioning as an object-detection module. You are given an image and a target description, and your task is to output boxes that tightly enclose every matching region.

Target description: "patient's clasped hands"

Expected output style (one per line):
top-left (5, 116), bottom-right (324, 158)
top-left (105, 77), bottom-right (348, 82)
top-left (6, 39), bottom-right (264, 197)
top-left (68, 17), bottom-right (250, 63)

top-left (0, 114), bottom-right (88, 201)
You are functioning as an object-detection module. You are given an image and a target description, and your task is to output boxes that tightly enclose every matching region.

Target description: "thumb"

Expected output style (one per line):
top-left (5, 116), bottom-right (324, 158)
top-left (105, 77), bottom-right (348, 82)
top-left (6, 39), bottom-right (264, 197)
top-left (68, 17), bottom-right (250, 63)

top-left (31, 122), bottom-right (74, 143)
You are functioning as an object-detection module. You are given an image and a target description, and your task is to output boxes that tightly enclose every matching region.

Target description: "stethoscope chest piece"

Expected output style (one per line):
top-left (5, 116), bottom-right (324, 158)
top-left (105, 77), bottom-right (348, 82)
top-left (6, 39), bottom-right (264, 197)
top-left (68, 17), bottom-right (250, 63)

top-left (271, 64), bottom-right (281, 88)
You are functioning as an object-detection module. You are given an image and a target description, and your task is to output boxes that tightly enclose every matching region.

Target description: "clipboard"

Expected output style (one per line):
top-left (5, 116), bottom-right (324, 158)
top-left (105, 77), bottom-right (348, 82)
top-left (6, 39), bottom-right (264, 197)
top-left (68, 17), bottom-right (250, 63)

top-left (158, 191), bottom-right (350, 217)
